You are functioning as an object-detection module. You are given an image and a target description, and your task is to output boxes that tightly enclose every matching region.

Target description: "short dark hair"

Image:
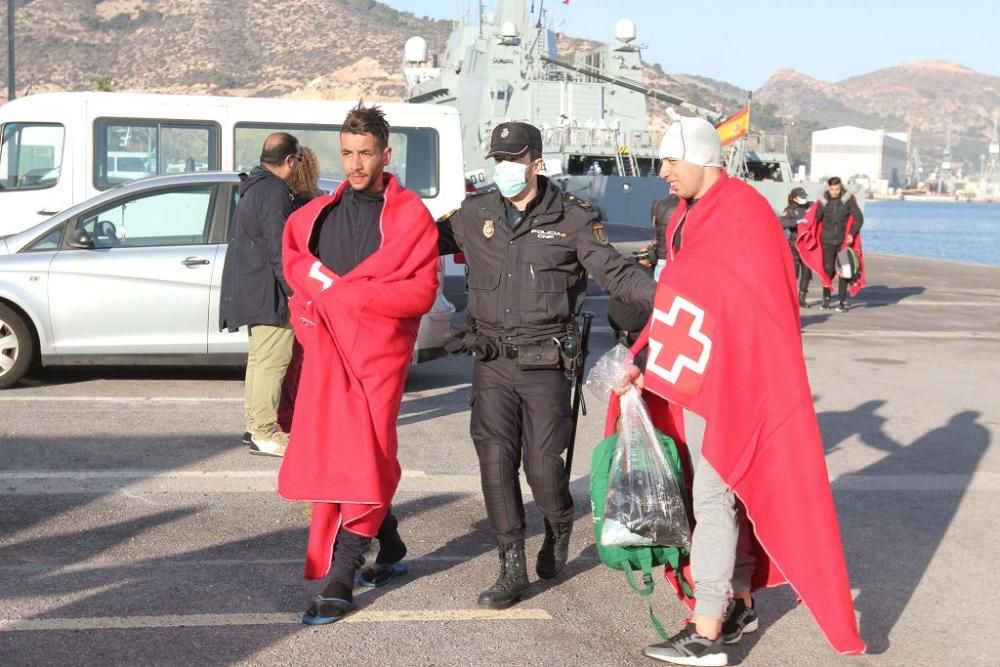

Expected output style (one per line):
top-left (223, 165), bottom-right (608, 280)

top-left (260, 132), bottom-right (300, 166)
top-left (827, 176), bottom-right (842, 187)
top-left (341, 102), bottom-right (390, 150)
top-left (527, 148), bottom-right (542, 162)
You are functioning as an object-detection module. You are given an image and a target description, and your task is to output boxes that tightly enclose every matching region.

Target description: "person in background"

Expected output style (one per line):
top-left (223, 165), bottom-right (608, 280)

top-left (219, 132), bottom-right (301, 457)
top-left (278, 145), bottom-right (323, 434)
top-left (814, 176), bottom-right (864, 311)
top-left (780, 186), bottom-right (812, 307)
top-left (290, 146), bottom-right (322, 208)
top-left (647, 195), bottom-right (680, 282)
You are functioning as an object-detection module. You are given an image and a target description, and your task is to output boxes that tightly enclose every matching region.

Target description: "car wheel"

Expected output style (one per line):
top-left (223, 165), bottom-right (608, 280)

top-left (0, 304), bottom-right (35, 389)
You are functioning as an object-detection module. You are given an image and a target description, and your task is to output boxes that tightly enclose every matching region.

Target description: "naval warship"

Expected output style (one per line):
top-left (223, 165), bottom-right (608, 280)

top-left (402, 0), bottom-right (820, 225)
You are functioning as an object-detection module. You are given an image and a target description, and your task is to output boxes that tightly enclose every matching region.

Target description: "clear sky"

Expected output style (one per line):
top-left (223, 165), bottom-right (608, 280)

top-left (381, 0), bottom-right (1000, 90)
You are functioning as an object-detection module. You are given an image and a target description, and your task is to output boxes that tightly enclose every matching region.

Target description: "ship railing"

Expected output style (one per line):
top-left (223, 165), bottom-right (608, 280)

top-left (746, 133), bottom-right (789, 156)
top-left (542, 127), bottom-right (654, 152)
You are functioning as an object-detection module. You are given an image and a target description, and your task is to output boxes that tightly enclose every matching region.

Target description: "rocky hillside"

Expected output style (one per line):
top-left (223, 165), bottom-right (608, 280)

top-left (0, 0), bottom-right (451, 99)
top-left (756, 62), bottom-right (1000, 170)
top-left (1, 2), bottom-right (994, 170)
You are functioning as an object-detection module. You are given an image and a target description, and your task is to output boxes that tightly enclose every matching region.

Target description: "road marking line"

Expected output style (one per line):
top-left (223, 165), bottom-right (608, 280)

top-left (1, 470), bottom-right (994, 494)
top-left (0, 555), bottom-right (473, 574)
top-left (0, 470), bottom-right (589, 497)
top-left (0, 389), bottom-right (469, 404)
top-left (0, 396), bottom-right (244, 403)
top-left (802, 330), bottom-right (1000, 340)
top-left (0, 609), bottom-right (552, 632)
top-left (0, 469), bottom-right (429, 480)
top-left (830, 473), bottom-right (1000, 492)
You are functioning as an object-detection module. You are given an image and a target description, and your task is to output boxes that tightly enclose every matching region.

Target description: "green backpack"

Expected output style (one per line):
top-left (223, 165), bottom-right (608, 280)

top-left (590, 429), bottom-right (694, 637)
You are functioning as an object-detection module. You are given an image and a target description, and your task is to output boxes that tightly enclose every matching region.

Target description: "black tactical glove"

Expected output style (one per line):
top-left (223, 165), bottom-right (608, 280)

top-left (444, 328), bottom-right (471, 355)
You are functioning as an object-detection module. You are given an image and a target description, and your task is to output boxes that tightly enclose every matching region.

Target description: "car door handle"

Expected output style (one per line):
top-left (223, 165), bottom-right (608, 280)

top-left (182, 256), bottom-right (211, 267)
top-left (36, 209), bottom-right (59, 216)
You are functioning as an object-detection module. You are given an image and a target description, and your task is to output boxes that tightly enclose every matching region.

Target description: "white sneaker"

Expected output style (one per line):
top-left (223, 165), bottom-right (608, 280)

top-left (250, 430), bottom-right (289, 457)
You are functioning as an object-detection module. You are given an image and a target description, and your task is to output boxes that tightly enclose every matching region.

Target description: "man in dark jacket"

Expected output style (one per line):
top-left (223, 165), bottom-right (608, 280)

top-left (220, 132), bottom-right (301, 457)
top-left (780, 186), bottom-right (812, 307)
top-left (437, 122), bottom-right (655, 610)
top-left (815, 176), bottom-right (863, 311)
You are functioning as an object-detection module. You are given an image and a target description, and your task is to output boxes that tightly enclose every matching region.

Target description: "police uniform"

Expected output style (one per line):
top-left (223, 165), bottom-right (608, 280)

top-left (437, 122), bottom-right (655, 608)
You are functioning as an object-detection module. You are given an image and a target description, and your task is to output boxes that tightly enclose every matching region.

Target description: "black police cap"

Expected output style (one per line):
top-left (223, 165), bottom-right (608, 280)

top-left (485, 122), bottom-right (543, 159)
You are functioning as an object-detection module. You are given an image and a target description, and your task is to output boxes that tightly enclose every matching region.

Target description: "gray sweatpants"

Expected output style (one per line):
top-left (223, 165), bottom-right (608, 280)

top-left (690, 455), bottom-right (757, 620)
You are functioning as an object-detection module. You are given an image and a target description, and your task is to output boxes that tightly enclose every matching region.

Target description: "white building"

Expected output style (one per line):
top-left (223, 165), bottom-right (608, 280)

top-left (811, 126), bottom-right (907, 194)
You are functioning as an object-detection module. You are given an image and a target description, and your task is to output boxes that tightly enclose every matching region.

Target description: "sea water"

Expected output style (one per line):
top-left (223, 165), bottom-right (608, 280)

top-left (862, 201), bottom-right (1000, 267)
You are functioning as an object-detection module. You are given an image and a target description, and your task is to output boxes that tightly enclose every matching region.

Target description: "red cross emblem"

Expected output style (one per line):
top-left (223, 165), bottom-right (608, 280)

top-left (646, 286), bottom-right (714, 396)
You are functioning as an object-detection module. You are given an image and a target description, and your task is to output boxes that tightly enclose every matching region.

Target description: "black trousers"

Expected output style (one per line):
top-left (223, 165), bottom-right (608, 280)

top-left (789, 241), bottom-right (811, 293)
top-left (821, 242), bottom-right (848, 302)
top-left (470, 356), bottom-right (574, 546)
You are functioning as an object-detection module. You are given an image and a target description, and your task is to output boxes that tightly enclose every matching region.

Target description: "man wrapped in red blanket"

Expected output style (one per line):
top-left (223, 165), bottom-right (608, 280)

top-left (278, 104), bottom-right (439, 625)
top-left (620, 115), bottom-right (864, 666)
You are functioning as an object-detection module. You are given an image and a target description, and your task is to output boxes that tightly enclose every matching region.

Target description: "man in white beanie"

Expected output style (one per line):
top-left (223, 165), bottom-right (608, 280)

top-left (615, 114), bottom-right (865, 665)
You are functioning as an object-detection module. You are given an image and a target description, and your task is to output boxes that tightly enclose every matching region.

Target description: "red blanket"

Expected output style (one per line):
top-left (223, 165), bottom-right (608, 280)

top-left (278, 173), bottom-right (439, 580)
top-left (795, 200), bottom-right (866, 297)
top-left (623, 173), bottom-right (864, 655)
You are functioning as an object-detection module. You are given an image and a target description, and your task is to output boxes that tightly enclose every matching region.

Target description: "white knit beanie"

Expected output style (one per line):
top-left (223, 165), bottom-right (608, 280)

top-left (658, 115), bottom-right (723, 167)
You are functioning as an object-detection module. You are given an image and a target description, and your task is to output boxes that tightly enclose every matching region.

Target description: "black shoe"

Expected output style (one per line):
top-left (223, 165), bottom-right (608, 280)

top-left (242, 431), bottom-right (252, 446)
top-left (358, 561), bottom-right (407, 588)
top-left (721, 598), bottom-right (758, 644)
top-left (798, 292), bottom-right (809, 308)
top-left (301, 594), bottom-right (357, 625)
top-left (643, 623), bottom-right (727, 666)
top-left (835, 301), bottom-right (849, 313)
top-left (820, 299), bottom-right (831, 310)
top-left (477, 541), bottom-right (529, 610)
top-left (536, 519), bottom-right (572, 579)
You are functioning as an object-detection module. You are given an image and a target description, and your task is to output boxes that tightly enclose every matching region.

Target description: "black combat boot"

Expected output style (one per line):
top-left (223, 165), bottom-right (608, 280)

top-left (536, 519), bottom-right (573, 579)
top-left (477, 541), bottom-right (529, 609)
top-left (798, 291), bottom-right (809, 308)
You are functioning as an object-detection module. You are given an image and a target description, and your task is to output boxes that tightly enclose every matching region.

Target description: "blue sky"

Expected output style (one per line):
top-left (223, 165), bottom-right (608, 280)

top-left (381, 0), bottom-right (1000, 90)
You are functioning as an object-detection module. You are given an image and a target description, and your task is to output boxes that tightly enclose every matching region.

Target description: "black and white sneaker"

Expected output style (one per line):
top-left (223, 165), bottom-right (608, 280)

top-left (242, 431), bottom-right (252, 447)
top-left (643, 623), bottom-right (727, 666)
top-left (721, 598), bottom-right (758, 644)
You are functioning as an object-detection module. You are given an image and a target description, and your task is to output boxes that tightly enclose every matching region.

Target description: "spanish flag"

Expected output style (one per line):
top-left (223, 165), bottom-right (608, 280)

top-left (716, 107), bottom-right (749, 146)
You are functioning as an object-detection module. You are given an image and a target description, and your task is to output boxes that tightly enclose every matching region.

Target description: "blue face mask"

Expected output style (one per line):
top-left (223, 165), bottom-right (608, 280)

top-left (493, 160), bottom-right (530, 198)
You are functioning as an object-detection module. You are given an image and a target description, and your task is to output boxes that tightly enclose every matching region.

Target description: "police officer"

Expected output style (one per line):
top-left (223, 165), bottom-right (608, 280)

top-left (437, 122), bottom-right (656, 609)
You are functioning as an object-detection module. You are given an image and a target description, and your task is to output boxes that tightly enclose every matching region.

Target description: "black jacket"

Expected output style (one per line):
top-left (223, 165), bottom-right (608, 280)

top-left (437, 176), bottom-right (655, 343)
top-left (649, 196), bottom-right (679, 261)
top-left (219, 167), bottom-right (295, 331)
top-left (816, 191), bottom-right (864, 245)
top-left (780, 202), bottom-right (810, 242)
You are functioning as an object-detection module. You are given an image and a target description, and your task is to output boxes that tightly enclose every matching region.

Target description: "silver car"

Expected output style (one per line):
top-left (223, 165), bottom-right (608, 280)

top-left (0, 172), bottom-right (455, 389)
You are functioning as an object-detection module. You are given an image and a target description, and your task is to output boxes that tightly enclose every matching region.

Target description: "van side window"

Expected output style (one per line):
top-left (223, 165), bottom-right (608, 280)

top-left (233, 123), bottom-right (439, 197)
top-left (75, 186), bottom-right (215, 248)
top-left (94, 119), bottom-right (220, 189)
top-left (0, 123), bottom-right (65, 191)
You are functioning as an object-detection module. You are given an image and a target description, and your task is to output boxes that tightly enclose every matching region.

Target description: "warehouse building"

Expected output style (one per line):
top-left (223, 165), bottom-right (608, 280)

top-left (811, 126), bottom-right (907, 195)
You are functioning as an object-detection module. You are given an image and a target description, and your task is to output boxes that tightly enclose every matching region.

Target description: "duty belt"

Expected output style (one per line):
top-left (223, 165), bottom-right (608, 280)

top-left (497, 339), bottom-right (559, 360)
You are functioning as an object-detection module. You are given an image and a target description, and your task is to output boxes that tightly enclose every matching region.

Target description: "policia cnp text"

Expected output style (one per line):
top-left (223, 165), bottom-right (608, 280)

top-left (437, 122), bottom-right (656, 609)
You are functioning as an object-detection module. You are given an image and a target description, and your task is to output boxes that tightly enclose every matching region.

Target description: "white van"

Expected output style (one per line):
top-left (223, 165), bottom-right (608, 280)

top-left (0, 92), bottom-right (466, 234)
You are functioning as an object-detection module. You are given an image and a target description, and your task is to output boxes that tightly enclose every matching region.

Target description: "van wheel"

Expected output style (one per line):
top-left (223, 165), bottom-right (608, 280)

top-left (0, 304), bottom-right (34, 389)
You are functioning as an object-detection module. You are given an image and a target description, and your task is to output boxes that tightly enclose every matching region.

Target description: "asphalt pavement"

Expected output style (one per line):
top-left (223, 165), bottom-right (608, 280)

top-left (0, 253), bottom-right (998, 666)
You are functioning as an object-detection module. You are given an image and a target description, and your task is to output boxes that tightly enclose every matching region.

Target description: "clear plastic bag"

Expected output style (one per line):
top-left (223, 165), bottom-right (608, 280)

top-left (586, 345), bottom-right (691, 549)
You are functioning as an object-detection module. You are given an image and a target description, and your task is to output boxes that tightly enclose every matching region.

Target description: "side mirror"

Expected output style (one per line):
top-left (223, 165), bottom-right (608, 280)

top-left (67, 228), bottom-right (95, 249)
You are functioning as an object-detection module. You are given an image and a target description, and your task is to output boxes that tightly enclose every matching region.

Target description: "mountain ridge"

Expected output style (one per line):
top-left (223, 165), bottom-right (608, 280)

top-left (1, 2), bottom-right (995, 170)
